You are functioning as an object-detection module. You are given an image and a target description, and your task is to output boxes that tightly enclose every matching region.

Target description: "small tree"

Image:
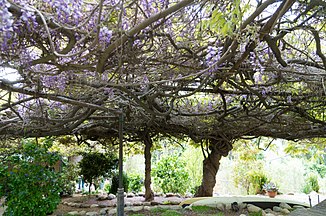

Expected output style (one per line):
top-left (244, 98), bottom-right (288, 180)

top-left (79, 151), bottom-right (118, 193)
top-left (153, 154), bottom-right (189, 194)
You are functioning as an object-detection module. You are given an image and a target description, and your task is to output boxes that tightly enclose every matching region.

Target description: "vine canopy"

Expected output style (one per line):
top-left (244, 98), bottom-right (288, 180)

top-left (0, 0), bottom-right (325, 143)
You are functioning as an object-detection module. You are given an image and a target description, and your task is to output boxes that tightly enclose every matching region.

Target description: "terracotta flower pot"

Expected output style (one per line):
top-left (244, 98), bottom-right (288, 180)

top-left (267, 190), bottom-right (277, 198)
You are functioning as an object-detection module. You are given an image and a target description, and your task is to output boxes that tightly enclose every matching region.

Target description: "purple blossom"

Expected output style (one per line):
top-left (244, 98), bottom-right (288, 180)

top-left (42, 0), bottom-right (83, 24)
top-left (104, 88), bottom-right (115, 99)
top-left (0, 0), bottom-right (14, 50)
top-left (99, 27), bottom-right (113, 46)
top-left (205, 46), bottom-right (222, 67)
top-left (20, 6), bottom-right (38, 31)
top-left (253, 72), bottom-right (262, 83)
top-left (41, 73), bottom-right (67, 92)
top-left (49, 101), bottom-right (67, 111)
top-left (207, 101), bottom-right (213, 111)
top-left (287, 95), bottom-right (292, 103)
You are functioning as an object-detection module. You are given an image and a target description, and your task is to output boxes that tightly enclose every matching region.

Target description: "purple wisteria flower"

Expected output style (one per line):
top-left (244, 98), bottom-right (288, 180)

top-left (205, 46), bottom-right (221, 67)
top-left (99, 27), bottom-right (113, 46)
top-left (104, 88), bottom-right (115, 99)
top-left (287, 95), bottom-right (292, 103)
top-left (41, 73), bottom-right (67, 92)
top-left (0, 0), bottom-right (14, 50)
top-left (43, 0), bottom-right (83, 24)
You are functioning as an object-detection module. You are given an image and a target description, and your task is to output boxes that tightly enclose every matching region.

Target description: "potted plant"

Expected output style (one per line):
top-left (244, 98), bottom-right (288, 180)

top-left (263, 182), bottom-right (278, 198)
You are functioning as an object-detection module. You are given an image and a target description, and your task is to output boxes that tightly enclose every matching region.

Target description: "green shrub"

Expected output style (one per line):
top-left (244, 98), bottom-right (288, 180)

top-left (110, 172), bottom-right (129, 194)
top-left (0, 139), bottom-right (62, 216)
top-left (302, 174), bottom-right (320, 194)
top-left (152, 155), bottom-right (189, 194)
top-left (104, 183), bottom-right (111, 193)
top-left (128, 173), bottom-right (144, 193)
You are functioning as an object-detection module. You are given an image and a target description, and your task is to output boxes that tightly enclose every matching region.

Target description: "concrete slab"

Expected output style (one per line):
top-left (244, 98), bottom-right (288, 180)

top-left (182, 196), bottom-right (310, 210)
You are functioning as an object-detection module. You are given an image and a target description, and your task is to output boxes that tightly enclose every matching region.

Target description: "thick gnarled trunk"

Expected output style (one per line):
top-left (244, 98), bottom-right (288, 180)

top-left (195, 147), bottom-right (222, 197)
top-left (195, 139), bottom-right (232, 197)
top-left (143, 132), bottom-right (154, 201)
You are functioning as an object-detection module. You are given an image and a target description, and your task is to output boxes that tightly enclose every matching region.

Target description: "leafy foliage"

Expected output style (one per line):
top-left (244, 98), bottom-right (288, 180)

top-left (309, 163), bottom-right (326, 178)
top-left (79, 151), bottom-right (118, 192)
top-left (104, 183), bottom-right (111, 193)
top-left (128, 173), bottom-right (144, 193)
top-left (109, 172), bottom-right (129, 194)
top-left (249, 171), bottom-right (269, 194)
top-left (0, 139), bottom-right (62, 216)
top-left (60, 161), bottom-right (80, 196)
top-left (152, 155), bottom-right (189, 194)
top-left (302, 174), bottom-right (320, 194)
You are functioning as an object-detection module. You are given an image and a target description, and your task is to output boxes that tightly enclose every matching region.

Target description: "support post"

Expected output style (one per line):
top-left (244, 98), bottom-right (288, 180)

top-left (117, 112), bottom-right (124, 216)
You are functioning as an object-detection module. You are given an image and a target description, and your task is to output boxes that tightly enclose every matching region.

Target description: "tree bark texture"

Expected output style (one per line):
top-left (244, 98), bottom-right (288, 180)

top-left (195, 139), bottom-right (233, 197)
top-left (143, 132), bottom-right (154, 201)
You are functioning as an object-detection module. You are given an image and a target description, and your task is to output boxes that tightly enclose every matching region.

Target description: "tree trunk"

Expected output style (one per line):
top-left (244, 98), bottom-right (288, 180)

top-left (195, 147), bottom-right (222, 197)
top-left (143, 132), bottom-right (154, 201)
top-left (89, 180), bottom-right (92, 194)
top-left (195, 139), bottom-right (232, 197)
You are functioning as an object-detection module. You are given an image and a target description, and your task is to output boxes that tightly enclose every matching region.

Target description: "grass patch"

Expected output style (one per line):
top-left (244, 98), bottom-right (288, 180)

top-left (249, 211), bottom-right (263, 216)
top-left (161, 210), bottom-right (182, 216)
top-left (191, 205), bottom-right (216, 213)
top-left (128, 214), bottom-right (145, 216)
top-left (162, 200), bottom-right (172, 205)
top-left (150, 207), bottom-right (168, 213)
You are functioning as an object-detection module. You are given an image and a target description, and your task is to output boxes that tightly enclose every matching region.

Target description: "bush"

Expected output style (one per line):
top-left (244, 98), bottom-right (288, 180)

top-left (152, 155), bottom-right (189, 194)
top-left (0, 139), bottom-right (62, 216)
top-left (110, 172), bottom-right (129, 194)
top-left (128, 173), bottom-right (144, 193)
top-left (302, 174), bottom-right (320, 194)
